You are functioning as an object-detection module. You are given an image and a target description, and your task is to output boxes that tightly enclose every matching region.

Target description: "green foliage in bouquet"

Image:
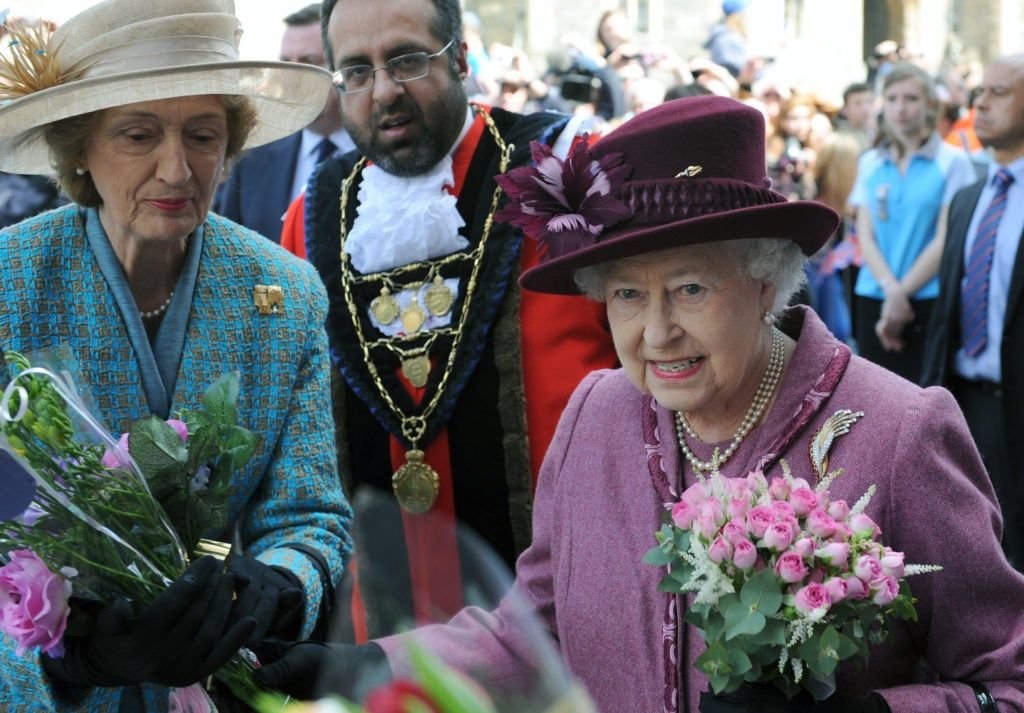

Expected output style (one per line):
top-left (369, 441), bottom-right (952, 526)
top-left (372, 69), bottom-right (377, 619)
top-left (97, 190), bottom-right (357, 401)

top-left (128, 372), bottom-right (259, 555)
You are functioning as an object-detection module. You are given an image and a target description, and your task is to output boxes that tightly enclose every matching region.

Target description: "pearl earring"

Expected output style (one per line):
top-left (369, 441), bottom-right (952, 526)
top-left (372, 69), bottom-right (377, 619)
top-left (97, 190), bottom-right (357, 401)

top-left (762, 310), bottom-right (774, 326)
top-left (75, 167), bottom-right (86, 176)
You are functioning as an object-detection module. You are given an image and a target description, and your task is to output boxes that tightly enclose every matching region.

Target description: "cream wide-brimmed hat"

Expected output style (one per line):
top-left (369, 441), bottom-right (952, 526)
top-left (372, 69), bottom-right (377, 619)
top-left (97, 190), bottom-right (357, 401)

top-left (0, 0), bottom-right (334, 174)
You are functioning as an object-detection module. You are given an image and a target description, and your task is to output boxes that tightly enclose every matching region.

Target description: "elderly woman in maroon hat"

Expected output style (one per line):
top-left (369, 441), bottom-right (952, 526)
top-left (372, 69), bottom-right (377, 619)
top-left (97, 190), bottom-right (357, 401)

top-left (257, 97), bottom-right (1024, 712)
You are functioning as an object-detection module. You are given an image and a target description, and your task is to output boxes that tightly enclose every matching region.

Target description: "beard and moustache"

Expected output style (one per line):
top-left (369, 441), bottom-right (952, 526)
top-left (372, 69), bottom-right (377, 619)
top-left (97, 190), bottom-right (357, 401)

top-left (344, 71), bottom-right (469, 178)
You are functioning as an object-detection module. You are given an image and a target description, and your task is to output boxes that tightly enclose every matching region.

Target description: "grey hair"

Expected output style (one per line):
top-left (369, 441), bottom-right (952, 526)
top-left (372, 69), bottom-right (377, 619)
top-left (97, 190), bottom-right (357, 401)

top-left (572, 238), bottom-right (807, 316)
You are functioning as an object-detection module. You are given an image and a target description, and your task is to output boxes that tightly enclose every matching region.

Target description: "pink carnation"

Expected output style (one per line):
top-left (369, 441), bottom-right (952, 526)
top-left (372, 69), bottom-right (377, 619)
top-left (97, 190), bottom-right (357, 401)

top-left (0, 550), bottom-right (71, 658)
top-left (169, 684), bottom-right (213, 713)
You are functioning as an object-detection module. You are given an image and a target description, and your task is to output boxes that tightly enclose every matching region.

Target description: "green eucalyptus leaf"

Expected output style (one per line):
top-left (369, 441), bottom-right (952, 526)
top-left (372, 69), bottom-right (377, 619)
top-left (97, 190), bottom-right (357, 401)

top-left (740, 568), bottom-right (784, 616)
top-left (724, 599), bottom-right (766, 640)
top-left (644, 545), bottom-right (674, 566)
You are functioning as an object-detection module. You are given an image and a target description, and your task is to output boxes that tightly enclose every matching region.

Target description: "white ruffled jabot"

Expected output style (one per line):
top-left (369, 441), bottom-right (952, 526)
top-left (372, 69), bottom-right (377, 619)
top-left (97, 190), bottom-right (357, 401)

top-left (345, 156), bottom-right (468, 274)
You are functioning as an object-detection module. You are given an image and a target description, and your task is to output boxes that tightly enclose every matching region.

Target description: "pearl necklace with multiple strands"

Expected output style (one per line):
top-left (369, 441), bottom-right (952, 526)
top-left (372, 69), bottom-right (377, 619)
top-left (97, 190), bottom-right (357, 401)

top-left (139, 290), bottom-right (174, 320)
top-left (674, 326), bottom-right (785, 476)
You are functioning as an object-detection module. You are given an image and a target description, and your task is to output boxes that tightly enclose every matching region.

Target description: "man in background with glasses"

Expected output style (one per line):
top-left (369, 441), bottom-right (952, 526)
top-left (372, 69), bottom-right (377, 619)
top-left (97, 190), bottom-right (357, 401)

top-left (279, 0), bottom-right (615, 641)
top-left (214, 4), bottom-right (354, 243)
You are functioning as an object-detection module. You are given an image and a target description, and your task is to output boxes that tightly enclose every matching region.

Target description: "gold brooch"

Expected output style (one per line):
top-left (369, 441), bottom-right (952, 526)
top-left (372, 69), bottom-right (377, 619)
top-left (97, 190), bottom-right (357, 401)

top-left (675, 165), bottom-right (703, 178)
top-left (254, 284), bottom-right (284, 315)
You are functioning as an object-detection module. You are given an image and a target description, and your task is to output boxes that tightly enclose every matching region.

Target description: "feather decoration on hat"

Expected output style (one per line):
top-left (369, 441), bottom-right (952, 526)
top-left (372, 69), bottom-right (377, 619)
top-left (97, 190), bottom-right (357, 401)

top-left (495, 137), bottom-right (633, 259)
top-left (0, 15), bottom-right (65, 103)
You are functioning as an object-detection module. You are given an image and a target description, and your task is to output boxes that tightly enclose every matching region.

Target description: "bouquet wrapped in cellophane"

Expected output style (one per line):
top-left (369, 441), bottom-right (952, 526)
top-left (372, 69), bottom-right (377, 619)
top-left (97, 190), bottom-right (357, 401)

top-left (0, 351), bottom-right (279, 712)
top-left (645, 464), bottom-right (942, 704)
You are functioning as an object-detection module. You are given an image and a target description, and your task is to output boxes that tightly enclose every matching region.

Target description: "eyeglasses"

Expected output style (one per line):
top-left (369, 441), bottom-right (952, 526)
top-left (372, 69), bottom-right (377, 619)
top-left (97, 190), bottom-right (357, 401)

top-left (332, 40), bottom-right (454, 94)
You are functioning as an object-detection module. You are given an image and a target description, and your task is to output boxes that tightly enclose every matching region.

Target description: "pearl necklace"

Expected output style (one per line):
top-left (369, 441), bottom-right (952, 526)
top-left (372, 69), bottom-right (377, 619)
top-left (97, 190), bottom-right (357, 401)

top-left (139, 290), bottom-right (175, 320)
top-left (674, 327), bottom-right (785, 477)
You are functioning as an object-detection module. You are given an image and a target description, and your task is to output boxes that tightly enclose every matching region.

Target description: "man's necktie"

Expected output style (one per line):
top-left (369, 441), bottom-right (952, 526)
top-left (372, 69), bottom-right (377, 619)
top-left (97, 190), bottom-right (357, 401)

top-left (314, 138), bottom-right (336, 165)
top-left (961, 167), bottom-right (1015, 357)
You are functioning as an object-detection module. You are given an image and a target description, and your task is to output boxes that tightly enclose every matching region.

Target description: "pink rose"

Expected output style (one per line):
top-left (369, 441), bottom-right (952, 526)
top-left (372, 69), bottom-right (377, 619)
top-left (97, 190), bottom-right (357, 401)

top-left (880, 550), bottom-right (905, 578)
top-left (823, 576), bottom-right (848, 603)
top-left (827, 499), bottom-right (850, 521)
top-left (830, 523), bottom-right (852, 542)
top-left (101, 432), bottom-right (131, 469)
top-left (721, 520), bottom-right (749, 546)
top-left (794, 582), bottom-right (831, 619)
top-left (792, 537), bottom-right (816, 559)
top-left (854, 554), bottom-right (883, 582)
top-left (708, 536), bottom-right (734, 564)
top-left (768, 477), bottom-right (791, 500)
top-left (806, 509), bottom-right (837, 538)
top-left (848, 513), bottom-right (881, 539)
top-left (789, 487), bottom-right (819, 517)
top-left (728, 497), bottom-right (751, 520)
top-left (166, 419), bottom-right (189, 443)
top-left (771, 500), bottom-right (796, 520)
top-left (169, 684), bottom-right (213, 713)
top-left (0, 550), bottom-right (71, 657)
top-left (764, 520), bottom-right (796, 552)
top-left (746, 469), bottom-right (768, 493)
top-left (693, 498), bottom-right (725, 539)
top-left (680, 482), bottom-right (709, 507)
top-left (774, 552), bottom-right (808, 583)
top-left (732, 539), bottom-right (758, 570)
top-left (746, 506), bottom-right (776, 538)
top-left (815, 541), bottom-right (850, 570)
top-left (843, 575), bottom-right (868, 600)
top-left (671, 501), bottom-right (698, 529)
top-left (870, 576), bottom-right (900, 606)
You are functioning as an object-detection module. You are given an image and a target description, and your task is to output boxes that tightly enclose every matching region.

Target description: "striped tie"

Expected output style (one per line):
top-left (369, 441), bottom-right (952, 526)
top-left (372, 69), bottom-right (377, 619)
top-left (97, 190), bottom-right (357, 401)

top-left (960, 168), bottom-right (1015, 357)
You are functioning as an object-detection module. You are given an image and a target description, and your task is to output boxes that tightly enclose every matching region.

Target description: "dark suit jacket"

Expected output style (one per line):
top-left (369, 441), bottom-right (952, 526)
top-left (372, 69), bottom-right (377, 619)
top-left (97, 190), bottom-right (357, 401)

top-left (214, 132), bottom-right (302, 243)
top-left (921, 177), bottom-right (1024, 454)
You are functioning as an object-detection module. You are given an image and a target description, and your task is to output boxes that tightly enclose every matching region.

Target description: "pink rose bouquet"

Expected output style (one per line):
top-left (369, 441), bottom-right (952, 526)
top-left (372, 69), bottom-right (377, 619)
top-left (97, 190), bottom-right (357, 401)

top-left (0, 352), bottom-right (266, 709)
top-left (644, 468), bottom-right (941, 700)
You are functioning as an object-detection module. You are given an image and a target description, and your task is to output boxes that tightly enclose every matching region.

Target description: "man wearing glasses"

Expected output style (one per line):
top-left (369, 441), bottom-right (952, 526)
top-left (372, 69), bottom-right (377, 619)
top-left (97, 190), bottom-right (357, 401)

top-left (279, 0), bottom-right (616, 640)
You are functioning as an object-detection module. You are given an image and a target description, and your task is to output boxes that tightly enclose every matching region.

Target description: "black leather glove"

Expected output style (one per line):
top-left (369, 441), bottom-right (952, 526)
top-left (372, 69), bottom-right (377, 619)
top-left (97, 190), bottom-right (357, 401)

top-left (43, 556), bottom-right (256, 688)
top-left (253, 641), bottom-right (390, 701)
top-left (699, 687), bottom-right (891, 713)
top-left (224, 554), bottom-right (304, 644)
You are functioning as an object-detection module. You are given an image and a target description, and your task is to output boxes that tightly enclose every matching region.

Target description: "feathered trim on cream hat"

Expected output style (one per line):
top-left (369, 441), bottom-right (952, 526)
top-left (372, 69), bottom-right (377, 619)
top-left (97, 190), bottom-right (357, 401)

top-left (0, 0), bottom-right (333, 174)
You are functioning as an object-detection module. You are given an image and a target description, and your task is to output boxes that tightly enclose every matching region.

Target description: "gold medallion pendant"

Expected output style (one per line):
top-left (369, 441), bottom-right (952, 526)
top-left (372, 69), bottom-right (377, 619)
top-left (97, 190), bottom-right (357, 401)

top-left (401, 297), bottom-right (427, 334)
top-left (392, 450), bottom-right (439, 514)
top-left (370, 287), bottom-right (399, 325)
top-left (401, 355), bottom-right (431, 388)
top-left (424, 275), bottom-right (455, 317)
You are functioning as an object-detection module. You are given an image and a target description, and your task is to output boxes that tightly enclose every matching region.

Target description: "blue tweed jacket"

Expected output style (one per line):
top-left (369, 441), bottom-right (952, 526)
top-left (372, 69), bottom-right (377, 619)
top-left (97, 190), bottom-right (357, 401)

top-left (0, 206), bottom-right (352, 712)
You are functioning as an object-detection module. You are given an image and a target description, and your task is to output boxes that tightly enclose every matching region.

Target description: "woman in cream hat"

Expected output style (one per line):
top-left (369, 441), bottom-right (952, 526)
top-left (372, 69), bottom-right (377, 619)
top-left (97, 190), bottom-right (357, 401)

top-left (0, 0), bottom-right (352, 710)
top-left (258, 97), bottom-right (1024, 712)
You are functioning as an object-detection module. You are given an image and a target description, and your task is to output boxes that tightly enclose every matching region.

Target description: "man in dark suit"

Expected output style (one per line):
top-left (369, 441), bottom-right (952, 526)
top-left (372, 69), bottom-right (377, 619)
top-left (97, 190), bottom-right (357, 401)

top-left (922, 53), bottom-right (1024, 568)
top-left (214, 4), bottom-right (354, 242)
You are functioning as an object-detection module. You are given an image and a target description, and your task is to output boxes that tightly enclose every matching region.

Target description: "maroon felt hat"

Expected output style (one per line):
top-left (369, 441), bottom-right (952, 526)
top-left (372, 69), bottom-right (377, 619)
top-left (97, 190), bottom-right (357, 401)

top-left (494, 95), bottom-right (840, 295)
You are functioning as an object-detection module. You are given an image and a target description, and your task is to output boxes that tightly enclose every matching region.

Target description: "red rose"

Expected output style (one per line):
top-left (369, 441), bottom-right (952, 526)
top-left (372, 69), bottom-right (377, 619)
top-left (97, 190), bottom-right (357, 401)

top-left (365, 679), bottom-right (440, 713)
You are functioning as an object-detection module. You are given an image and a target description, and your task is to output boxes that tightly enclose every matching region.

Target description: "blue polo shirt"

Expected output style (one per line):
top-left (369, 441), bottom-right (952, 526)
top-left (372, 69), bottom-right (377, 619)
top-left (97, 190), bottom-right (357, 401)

top-left (849, 133), bottom-right (976, 300)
